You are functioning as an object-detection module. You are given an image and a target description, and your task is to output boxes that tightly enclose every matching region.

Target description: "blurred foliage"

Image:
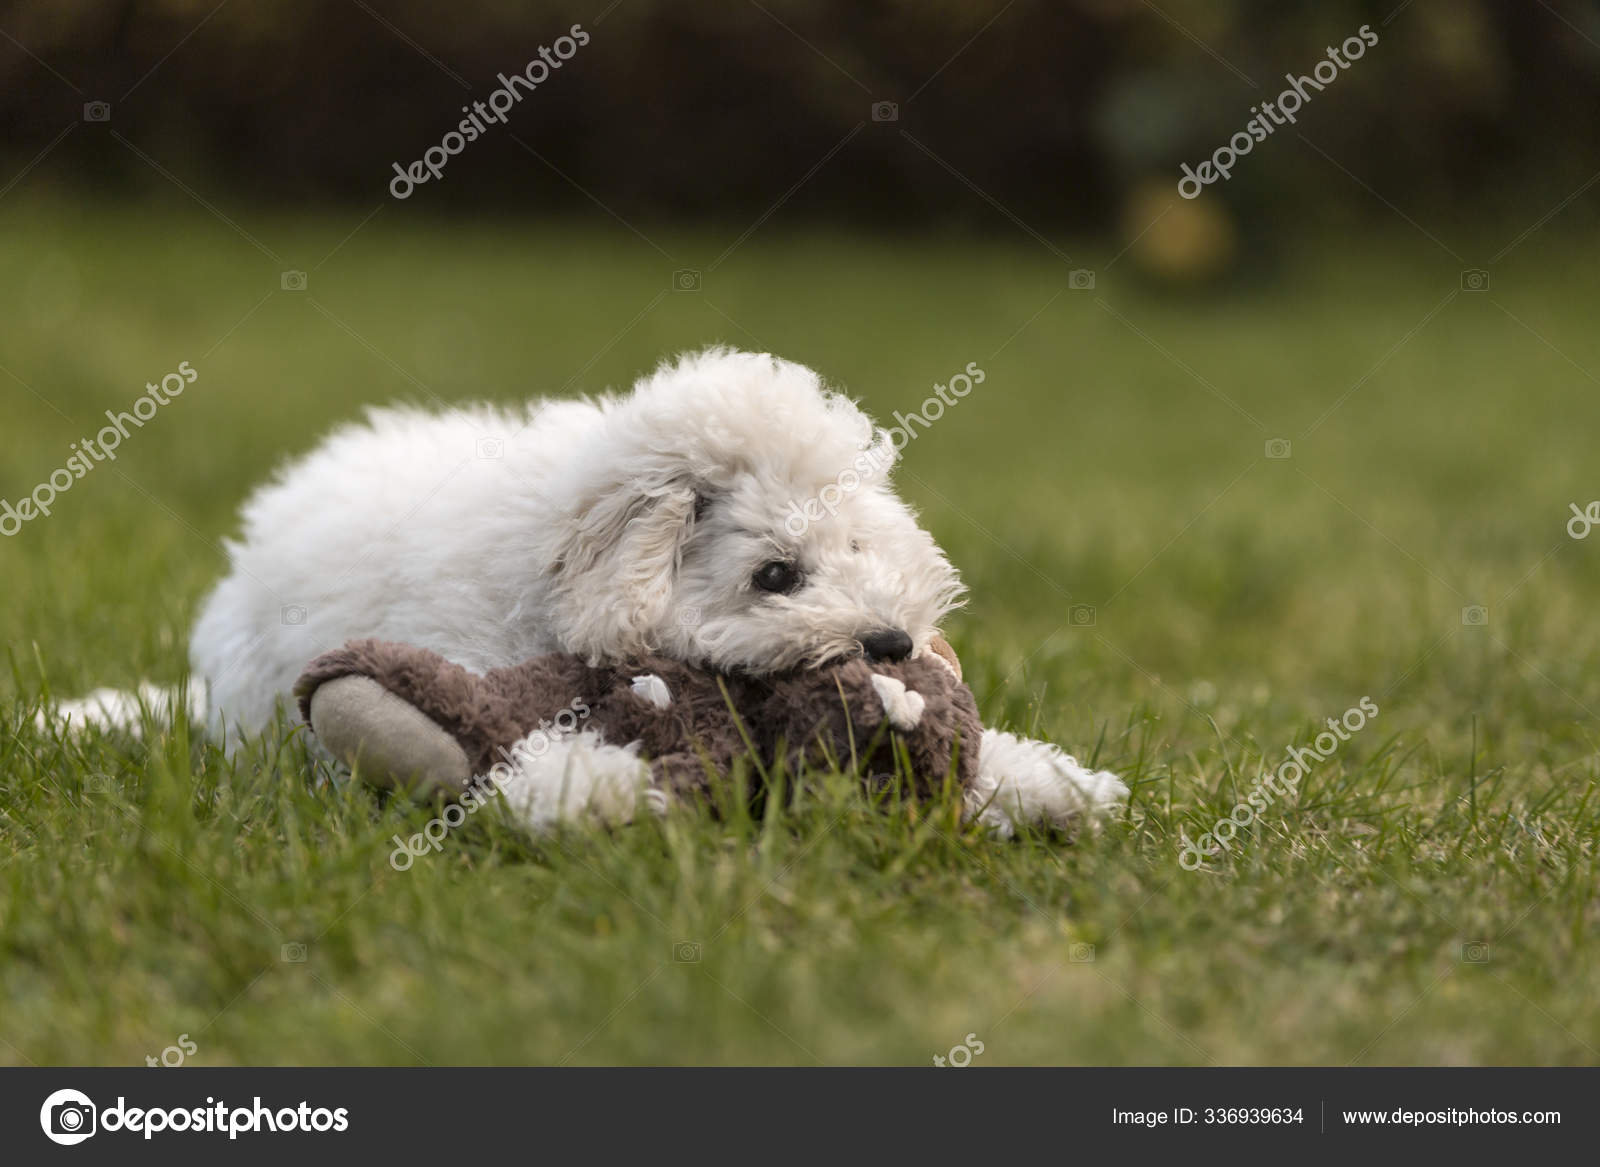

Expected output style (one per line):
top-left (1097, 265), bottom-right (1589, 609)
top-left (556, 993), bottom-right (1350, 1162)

top-left (0, 0), bottom-right (1597, 234)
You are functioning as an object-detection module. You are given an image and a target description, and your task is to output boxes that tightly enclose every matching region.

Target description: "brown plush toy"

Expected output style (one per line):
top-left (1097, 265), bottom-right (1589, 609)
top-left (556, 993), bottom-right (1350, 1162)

top-left (294, 639), bottom-right (1127, 837)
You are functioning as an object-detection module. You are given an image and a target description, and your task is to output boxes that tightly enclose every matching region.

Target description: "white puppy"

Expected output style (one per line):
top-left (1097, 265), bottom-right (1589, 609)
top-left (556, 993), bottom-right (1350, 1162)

top-left (192, 347), bottom-right (964, 729)
top-left (59, 348), bottom-right (1127, 830)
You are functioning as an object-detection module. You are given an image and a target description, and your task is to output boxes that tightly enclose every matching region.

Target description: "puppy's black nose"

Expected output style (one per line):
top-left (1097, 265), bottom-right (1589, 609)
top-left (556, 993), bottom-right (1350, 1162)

top-left (860, 628), bottom-right (913, 662)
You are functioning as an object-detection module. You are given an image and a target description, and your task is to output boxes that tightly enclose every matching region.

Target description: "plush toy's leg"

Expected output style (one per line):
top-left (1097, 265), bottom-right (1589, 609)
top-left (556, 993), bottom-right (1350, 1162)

top-left (307, 675), bottom-right (472, 798)
top-left (492, 728), bottom-right (664, 834)
top-left (966, 729), bottom-right (1128, 837)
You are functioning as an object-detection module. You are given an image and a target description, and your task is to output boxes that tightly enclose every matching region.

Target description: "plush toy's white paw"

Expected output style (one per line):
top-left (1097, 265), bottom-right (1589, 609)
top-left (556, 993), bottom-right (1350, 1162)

top-left (630, 673), bottom-right (673, 709)
top-left (870, 673), bottom-right (927, 730)
top-left (965, 728), bottom-right (1128, 838)
top-left (493, 729), bottom-right (652, 833)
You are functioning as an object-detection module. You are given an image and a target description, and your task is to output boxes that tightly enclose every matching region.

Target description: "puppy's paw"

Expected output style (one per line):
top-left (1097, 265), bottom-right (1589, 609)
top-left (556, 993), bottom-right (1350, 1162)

top-left (494, 729), bottom-right (652, 833)
top-left (36, 682), bottom-right (207, 739)
top-left (966, 728), bottom-right (1128, 838)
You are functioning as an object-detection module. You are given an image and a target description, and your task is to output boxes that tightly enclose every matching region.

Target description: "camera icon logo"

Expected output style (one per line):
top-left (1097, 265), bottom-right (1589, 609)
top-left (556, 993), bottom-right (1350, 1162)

top-left (280, 270), bottom-right (308, 292)
top-left (83, 101), bottom-right (111, 122)
top-left (1265, 438), bottom-right (1292, 459)
top-left (476, 437), bottom-right (505, 460)
top-left (40, 1088), bottom-right (97, 1145)
top-left (280, 604), bottom-right (308, 627)
top-left (865, 772), bottom-right (897, 795)
top-left (870, 101), bottom-right (899, 123)
top-left (1461, 605), bottom-right (1489, 627)
top-left (672, 940), bottom-right (702, 963)
top-left (1069, 603), bottom-right (1096, 627)
top-left (1069, 942), bottom-right (1096, 963)
top-left (1068, 269), bottom-right (1096, 291)
top-left (677, 606), bottom-right (702, 628)
top-left (672, 269), bottom-right (702, 292)
top-left (281, 941), bottom-right (308, 962)
top-left (1460, 940), bottom-right (1491, 963)
top-left (1460, 268), bottom-right (1490, 292)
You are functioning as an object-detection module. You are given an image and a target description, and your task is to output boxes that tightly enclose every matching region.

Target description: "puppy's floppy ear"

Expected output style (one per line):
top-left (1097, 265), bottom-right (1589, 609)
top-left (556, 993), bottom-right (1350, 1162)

top-left (561, 478), bottom-right (697, 573)
top-left (555, 476), bottom-right (700, 656)
top-left (612, 481), bottom-right (698, 622)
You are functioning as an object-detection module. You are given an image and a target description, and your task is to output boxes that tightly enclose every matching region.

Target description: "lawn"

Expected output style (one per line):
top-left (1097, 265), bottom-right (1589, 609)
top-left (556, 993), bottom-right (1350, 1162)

top-left (3, 198), bottom-right (1599, 1065)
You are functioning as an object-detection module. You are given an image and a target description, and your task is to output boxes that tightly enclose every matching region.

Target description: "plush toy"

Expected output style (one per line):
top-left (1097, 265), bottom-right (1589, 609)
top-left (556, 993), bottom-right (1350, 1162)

top-left (293, 639), bottom-right (1126, 837)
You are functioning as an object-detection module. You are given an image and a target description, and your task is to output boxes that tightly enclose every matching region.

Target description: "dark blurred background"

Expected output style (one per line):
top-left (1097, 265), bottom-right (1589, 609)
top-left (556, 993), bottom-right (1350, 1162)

top-left (5, 0), bottom-right (1599, 255)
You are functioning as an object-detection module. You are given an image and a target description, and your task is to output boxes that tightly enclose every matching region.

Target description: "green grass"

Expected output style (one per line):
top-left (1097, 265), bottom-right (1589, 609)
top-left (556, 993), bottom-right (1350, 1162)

top-left (3, 198), bottom-right (1600, 1065)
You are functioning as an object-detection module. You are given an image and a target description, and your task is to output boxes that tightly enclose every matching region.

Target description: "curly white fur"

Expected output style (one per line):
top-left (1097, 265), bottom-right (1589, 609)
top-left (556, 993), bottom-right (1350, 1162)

top-left (187, 347), bottom-right (964, 734)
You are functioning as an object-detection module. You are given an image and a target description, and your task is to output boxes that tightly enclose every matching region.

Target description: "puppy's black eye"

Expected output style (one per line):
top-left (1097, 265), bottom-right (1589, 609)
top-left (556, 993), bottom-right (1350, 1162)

top-left (752, 560), bottom-right (802, 594)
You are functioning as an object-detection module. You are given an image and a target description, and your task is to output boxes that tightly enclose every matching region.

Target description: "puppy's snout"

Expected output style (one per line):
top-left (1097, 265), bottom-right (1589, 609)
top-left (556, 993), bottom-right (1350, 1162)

top-left (860, 628), bottom-right (913, 662)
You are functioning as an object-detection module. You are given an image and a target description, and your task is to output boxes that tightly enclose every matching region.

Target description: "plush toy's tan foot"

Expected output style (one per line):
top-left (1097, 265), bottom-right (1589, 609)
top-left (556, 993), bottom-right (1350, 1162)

top-left (308, 675), bottom-right (472, 798)
top-left (927, 634), bottom-right (962, 681)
